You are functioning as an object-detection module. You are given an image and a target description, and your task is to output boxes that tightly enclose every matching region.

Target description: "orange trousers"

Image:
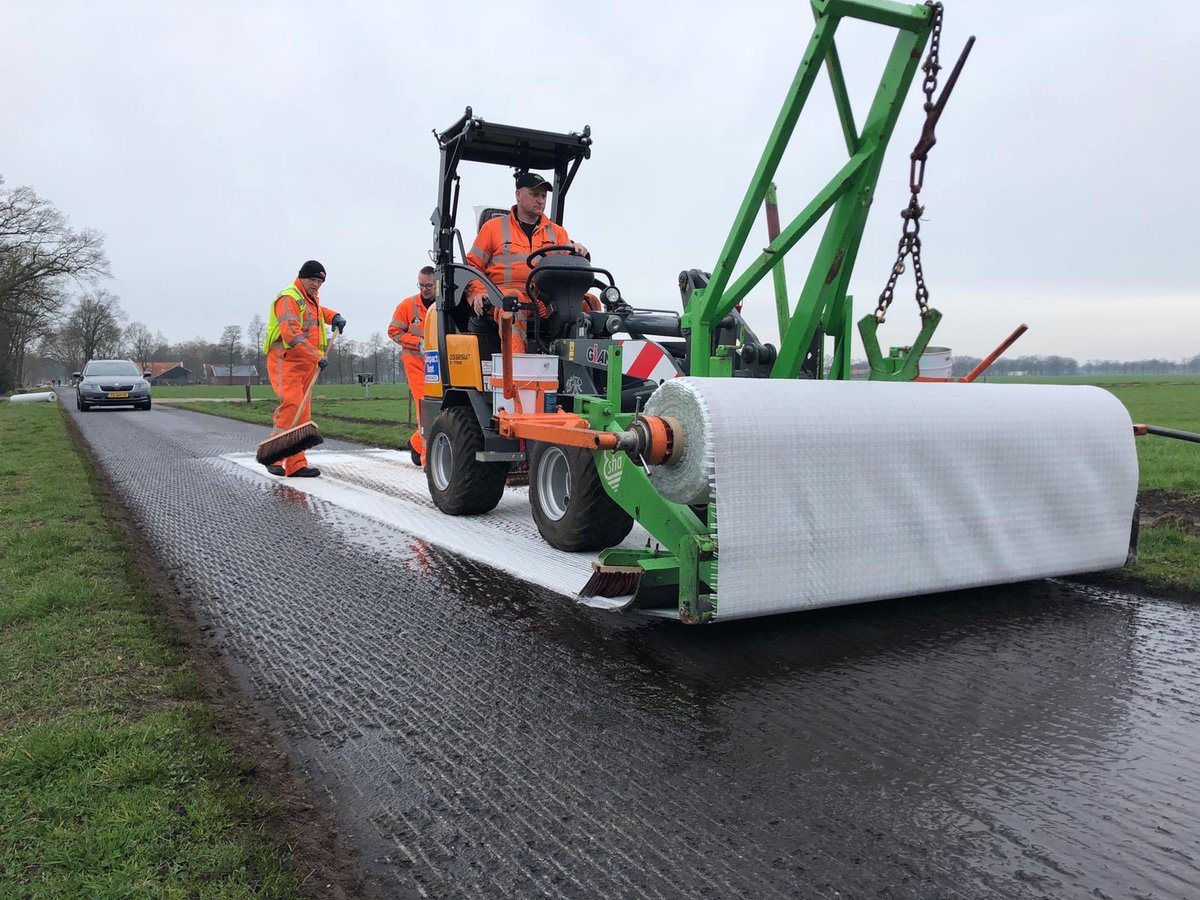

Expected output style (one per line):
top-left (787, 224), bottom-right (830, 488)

top-left (267, 347), bottom-right (318, 475)
top-left (402, 351), bottom-right (426, 455)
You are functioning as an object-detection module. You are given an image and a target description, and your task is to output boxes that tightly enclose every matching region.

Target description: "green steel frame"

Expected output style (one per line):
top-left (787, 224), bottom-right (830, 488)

top-left (684, 0), bottom-right (935, 381)
top-left (587, 0), bottom-right (938, 623)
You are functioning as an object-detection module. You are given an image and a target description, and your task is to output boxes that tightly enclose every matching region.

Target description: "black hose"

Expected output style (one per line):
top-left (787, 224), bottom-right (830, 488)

top-left (1140, 424), bottom-right (1200, 444)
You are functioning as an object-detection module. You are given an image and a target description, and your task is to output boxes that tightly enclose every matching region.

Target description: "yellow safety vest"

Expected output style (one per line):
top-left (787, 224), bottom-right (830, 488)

top-left (263, 284), bottom-right (328, 354)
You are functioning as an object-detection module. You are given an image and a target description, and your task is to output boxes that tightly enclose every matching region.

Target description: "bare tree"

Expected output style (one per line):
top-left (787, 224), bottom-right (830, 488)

top-left (47, 290), bottom-right (124, 372)
top-left (125, 321), bottom-right (155, 371)
top-left (219, 324), bottom-right (242, 385)
top-left (247, 313), bottom-right (265, 384)
top-left (0, 176), bottom-right (109, 390)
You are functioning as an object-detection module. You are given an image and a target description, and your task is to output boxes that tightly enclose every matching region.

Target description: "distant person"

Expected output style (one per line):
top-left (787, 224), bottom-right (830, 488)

top-left (465, 171), bottom-right (589, 352)
top-left (388, 266), bottom-right (436, 465)
top-left (262, 260), bottom-right (346, 477)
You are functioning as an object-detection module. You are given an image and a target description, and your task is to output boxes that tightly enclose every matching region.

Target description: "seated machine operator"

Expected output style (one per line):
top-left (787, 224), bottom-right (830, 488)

top-left (465, 171), bottom-right (590, 353)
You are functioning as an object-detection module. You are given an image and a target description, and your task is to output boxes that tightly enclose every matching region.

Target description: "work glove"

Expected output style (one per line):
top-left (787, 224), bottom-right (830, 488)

top-left (417, 339), bottom-right (425, 354)
top-left (318, 357), bottom-right (328, 371)
top-left (331, 314), bottom-right (347, 334)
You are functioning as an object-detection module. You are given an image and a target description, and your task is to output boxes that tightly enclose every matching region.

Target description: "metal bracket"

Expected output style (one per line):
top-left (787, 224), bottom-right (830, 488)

top-left (858, 307), bottom-right (942, 381)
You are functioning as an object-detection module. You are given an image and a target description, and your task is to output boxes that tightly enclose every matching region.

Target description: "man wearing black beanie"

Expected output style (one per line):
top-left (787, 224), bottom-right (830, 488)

top-left (260, 260), bottom-right (348, 476)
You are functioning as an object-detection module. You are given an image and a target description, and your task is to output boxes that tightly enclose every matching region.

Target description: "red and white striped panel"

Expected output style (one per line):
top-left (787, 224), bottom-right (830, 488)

top-left (620, 341), bottom-right (682, 384)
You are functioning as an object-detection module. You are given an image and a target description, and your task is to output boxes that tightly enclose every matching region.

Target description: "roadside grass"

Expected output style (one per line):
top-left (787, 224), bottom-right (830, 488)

top-left (1131, 525), bottom-right (1200, 593)
top-left (182, 398), bottom-right (415, 449)
top-left (0, 402), bottom-right (298, 897)
top-left (1104, 382), bottom-right (1200, 495)
top-left (154, 382), bottom-right (412, 400)
top-left (159, 382), bottom-right (418, 449)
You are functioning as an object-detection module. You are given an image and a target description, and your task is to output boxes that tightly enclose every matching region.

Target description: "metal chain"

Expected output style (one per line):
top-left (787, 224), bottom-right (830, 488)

top-left (874, 1), bottom-right (943, 323)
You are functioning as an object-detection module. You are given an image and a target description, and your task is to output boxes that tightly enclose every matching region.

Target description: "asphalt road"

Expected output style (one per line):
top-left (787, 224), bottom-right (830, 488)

top-left (65, 396), bottom-right (1200, 899)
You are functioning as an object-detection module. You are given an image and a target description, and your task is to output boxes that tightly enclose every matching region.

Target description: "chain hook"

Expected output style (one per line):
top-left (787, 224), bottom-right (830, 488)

top-left (873, 2), bottom-right (974, 325)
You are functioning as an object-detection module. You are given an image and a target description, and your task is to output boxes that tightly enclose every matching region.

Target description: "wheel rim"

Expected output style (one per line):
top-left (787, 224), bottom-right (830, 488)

top-left (535, 446), bottom-right (571, 521)
top-left (429, 431), bottom-right (453, 491)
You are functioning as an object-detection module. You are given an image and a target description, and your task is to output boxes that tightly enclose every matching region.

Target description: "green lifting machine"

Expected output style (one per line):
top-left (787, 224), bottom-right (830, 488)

top-left (572, 0), bottom-right (977, 622)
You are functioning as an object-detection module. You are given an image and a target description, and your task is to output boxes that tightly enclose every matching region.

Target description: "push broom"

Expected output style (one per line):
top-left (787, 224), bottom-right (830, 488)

top-left (255, 331), bottom-right (336, 467)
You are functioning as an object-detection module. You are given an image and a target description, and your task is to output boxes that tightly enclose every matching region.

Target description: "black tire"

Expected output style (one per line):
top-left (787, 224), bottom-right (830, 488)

top-left (529, 442), bottom-right (634, 551)
top-left (77, 396), bottom-right (88, 411)
top-left (425, 406), bottom-right (508, 515)
top-left (138, 399), bottom-right (152, 410)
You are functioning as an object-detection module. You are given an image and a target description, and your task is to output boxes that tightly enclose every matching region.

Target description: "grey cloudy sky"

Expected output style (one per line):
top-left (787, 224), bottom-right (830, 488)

top-left (6, 0), bottom-right (1198, 362)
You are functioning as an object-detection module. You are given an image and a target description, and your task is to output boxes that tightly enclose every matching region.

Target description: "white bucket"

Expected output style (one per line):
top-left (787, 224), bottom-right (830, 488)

top-left (490, 354), bottom-right (558, 415)
top-left (9, 391), bottom-right (58, 403)
top-left (918, 346), bottom-right (953, 380)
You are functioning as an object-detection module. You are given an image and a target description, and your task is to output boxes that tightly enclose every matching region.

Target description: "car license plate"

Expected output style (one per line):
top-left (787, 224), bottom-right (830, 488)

top-left (108, 392), bottom-right (129, 398)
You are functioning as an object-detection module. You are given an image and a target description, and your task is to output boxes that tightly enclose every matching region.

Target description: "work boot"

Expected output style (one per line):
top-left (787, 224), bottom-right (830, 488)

top-left (265, 464), bottom-right (285, 476)
top-left (410, 449), bottom-right (422, 466)
top-left (287, 466), bottom-right (321, 478)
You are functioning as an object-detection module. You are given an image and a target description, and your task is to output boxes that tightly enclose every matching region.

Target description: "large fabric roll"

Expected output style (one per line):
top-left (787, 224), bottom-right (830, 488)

top-left (643, 378), bottom-right (1139, 621)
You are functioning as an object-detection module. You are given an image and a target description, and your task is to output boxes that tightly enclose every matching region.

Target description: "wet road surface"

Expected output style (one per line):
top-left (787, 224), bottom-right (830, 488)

top-left (66, 397), bottom-right (1200, 898)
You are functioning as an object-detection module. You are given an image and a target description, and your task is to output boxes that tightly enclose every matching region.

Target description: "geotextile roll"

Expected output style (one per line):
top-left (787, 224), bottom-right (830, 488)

top-left (642, 378), bottom-right (1139, 621)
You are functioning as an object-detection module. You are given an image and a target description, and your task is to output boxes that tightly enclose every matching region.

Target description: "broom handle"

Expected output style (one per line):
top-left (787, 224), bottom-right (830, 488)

top-left (284, 327), bottom-right (337, 430)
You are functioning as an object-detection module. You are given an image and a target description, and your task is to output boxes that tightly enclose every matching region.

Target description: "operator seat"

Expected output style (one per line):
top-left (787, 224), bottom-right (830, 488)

top-left (462, 206), bottom-right (509, 356)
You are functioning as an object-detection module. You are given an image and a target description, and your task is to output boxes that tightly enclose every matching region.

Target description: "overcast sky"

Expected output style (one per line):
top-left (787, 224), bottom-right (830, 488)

top-left (5, 0), bottom-right (1198, 362)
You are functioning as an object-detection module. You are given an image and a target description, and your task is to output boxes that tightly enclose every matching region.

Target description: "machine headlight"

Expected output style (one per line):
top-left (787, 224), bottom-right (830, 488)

top-left (602, 285), bottom-right (622, 306)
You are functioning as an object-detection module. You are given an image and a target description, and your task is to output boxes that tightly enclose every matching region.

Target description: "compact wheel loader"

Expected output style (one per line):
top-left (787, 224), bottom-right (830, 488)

top-left (417, 0), bottom-right (1152, 624)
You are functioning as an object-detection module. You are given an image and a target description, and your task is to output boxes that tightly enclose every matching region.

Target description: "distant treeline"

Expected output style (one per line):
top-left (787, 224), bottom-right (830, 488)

top-left (949, 354), bottom-right (1200, 378)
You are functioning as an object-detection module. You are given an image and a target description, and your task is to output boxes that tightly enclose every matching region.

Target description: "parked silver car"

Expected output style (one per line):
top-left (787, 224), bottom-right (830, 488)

top-left (73, 359), bottom-right (152, 411)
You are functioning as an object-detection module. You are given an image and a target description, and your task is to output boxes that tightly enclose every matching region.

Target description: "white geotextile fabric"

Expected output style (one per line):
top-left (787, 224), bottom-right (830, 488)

top-left (671, 378), bottom-right (1139, 621)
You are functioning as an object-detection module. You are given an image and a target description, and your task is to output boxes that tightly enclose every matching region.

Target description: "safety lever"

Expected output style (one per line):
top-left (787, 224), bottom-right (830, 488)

top-left (910, 35), bottom-right (976, 191)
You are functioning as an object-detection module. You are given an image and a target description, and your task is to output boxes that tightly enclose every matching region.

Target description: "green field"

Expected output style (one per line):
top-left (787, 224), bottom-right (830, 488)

top-left (154, 381), bottom-right (413, 401)
top-left (0, 403), bottom-right (303, 896)
top-left (159, 382), bottom-right (419, 450)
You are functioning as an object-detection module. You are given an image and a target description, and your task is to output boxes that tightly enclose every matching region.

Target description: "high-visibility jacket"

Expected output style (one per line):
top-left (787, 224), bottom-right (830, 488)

top-left (264, 279), bottom-right (339, 363)
top-left (465, 208), bottom-right (573, 306)
top-left (387, 294), bottom-right (429, 356)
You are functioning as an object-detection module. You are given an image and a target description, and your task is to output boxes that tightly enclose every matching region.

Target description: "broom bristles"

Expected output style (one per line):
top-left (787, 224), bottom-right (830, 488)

top-left (256, 422), bottom-right (324, 465)
top-left (578, 564), bottom-right (643, 599)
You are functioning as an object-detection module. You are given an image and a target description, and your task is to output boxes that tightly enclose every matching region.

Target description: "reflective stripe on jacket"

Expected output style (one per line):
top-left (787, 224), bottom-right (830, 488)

top-left (387, 294), bottom-right (427, 356)
top-left (465, 208), bottom-right (570, 303)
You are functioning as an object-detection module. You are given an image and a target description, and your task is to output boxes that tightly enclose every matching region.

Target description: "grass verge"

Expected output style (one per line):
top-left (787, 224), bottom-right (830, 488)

top-left (176, 398), bottom-right (416, 450)
top-left (0, 402), bottom-right (328, 897)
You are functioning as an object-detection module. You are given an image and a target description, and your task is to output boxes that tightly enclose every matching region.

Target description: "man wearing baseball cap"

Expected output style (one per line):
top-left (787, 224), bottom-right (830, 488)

top-left (464, 171), bottom-right (590, 352)
top-left (261, 260), bottom-right (347, 477)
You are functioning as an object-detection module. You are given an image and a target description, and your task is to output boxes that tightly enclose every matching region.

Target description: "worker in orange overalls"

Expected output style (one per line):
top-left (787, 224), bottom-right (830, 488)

top-left (263, 260), bottom-right (345, 478)
top-left (465, 171), bottom-right (590, 353)
top-left (388, 265), bottom-right (436, 465)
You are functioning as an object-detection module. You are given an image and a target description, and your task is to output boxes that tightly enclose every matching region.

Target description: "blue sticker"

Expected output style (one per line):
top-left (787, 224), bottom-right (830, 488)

top-left (424, 350), bottom-right (440, 383)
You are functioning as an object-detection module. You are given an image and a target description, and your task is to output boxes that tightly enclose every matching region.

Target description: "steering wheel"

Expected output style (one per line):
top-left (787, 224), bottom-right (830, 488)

top-left (525, 244), bottom-right (582, 266)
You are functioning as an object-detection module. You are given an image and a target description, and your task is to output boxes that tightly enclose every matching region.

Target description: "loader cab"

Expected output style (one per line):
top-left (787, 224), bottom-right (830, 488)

top-left (420, 109), bottom-right (594, 454)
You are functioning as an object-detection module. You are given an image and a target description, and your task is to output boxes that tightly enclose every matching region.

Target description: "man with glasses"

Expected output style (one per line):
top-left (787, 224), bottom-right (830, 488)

top-left (388, 266), bottom-right (437, 464)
